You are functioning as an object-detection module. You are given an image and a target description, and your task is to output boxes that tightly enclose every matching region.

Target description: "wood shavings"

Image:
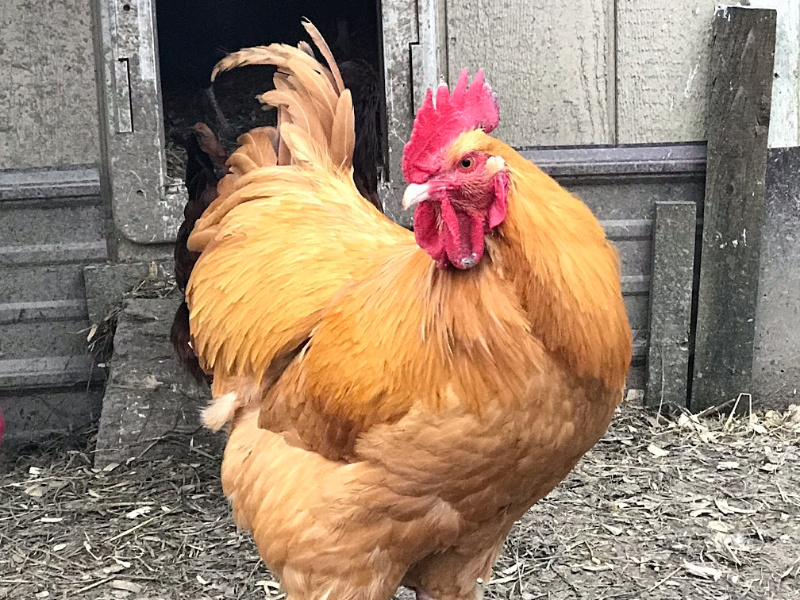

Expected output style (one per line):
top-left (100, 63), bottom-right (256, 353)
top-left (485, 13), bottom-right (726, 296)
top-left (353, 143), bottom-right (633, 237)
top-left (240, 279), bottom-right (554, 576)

top-left (1, 402), bottom-right (798, 599)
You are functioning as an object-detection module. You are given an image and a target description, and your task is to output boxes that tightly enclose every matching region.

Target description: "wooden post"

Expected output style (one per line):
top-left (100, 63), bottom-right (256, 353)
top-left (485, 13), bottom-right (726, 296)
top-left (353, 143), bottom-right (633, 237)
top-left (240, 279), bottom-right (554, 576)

top-left (646, 201), bottom-right (697, 410)
top-left (691, 6), bottom-right (776, 410)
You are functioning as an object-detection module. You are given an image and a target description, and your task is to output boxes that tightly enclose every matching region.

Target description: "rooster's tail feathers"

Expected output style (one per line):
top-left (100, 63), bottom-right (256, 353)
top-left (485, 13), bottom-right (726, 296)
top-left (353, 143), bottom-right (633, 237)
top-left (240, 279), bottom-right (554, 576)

top-left (187, 22), bottom-right (357, 255)
top-left (227, 128), bottom-right (279, 175)
top-left (210, 21), bottom-right (352, 173)
top-left (299, 19), bottom-right (344, 93)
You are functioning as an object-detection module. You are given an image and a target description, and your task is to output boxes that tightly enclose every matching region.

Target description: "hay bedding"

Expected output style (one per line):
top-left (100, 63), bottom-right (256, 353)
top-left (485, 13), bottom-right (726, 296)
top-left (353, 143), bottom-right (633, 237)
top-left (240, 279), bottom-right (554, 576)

top-left (1, 400), bottom-right (798, 600)
top-left (163, 65), bottom-right (278, 180)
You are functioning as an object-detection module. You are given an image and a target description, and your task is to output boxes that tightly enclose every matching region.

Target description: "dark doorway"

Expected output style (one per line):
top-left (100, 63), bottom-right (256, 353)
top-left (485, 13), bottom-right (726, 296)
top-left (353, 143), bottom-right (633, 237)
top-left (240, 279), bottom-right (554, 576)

top-left (154, 0), bottom-right (382, 179)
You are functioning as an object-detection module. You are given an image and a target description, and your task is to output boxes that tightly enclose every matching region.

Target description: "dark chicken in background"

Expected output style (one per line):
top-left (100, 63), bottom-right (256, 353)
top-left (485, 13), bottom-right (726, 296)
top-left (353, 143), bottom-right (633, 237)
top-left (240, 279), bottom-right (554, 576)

top-left (171, 123), bottom-right (228, 384)
top-left (157, 0), bottom-right (258, 140)
top-left (170, 54), bottom-right (384, 380)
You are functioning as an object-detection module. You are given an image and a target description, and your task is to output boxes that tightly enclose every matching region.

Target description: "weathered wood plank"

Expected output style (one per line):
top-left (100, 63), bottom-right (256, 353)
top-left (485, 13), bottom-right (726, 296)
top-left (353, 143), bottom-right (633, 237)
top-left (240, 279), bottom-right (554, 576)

top-left (0, 0), bottom-right (100, 169)
top-left (691, 6), bottom-right (776, 410)
top-left (617, 1), bottom-right (798, 146)
top-left (94, 298), bottom-right (218, 468)
top-left (646, 202), bottom-right (696, 410)
top-left (616, 0), bottom-right (715, 144)
top-left (446, 0), bottom-right (614, 147)
top-left (94, 0), bottom-right (185, 244)
top-left (380, 0), bottom-right (420, 225)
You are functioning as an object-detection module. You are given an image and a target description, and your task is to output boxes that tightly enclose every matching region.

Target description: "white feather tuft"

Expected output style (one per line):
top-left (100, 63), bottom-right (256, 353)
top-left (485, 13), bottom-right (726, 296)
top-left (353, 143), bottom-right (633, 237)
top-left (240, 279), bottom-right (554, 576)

top-left (202, 392), bottom-right (239, 431)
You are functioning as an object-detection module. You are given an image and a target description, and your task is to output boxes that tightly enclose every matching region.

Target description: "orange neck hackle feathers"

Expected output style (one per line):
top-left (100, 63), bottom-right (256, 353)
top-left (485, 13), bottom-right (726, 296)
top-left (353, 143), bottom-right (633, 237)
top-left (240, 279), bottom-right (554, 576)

top-left (449, 130), bottom-right (632, 392)
top-left (398, 73), bottom-right (631, 391)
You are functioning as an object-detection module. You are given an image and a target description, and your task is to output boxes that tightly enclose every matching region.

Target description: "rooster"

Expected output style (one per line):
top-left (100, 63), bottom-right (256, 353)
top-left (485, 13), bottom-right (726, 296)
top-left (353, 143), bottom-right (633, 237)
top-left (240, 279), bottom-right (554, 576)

top-left (183, 21), bottom-right (632, 600)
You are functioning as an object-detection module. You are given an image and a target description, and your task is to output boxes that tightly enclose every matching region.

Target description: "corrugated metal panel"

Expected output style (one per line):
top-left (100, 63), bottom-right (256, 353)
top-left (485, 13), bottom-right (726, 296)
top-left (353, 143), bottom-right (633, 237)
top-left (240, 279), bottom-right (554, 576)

top-left (521, 144), bottom-right (706, 389)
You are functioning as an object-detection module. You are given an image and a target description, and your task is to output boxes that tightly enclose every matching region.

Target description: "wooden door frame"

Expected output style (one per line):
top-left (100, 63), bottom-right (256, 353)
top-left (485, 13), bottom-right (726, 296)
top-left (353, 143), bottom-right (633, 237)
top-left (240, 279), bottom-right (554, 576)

top-left (92, 0), bottom-right (185, 245)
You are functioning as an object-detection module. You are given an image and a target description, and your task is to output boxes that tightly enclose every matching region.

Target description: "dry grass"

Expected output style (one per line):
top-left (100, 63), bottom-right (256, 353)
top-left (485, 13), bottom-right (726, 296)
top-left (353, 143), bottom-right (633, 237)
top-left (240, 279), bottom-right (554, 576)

top-left (1, 400), bottom-right (798, 600)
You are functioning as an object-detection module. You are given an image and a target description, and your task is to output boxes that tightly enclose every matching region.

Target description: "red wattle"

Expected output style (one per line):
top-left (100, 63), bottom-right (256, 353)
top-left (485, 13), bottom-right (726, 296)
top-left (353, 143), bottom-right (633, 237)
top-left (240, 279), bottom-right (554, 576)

top-left (440, 199), bottom-right (485, 270)
top-left (488, 172), bottom-right (509, 229)
top-left (413, 202), bottom-right (446, 267)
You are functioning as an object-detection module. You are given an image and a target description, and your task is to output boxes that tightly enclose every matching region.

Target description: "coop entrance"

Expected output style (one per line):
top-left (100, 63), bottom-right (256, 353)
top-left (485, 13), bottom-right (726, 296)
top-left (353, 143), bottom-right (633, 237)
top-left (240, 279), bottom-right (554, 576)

top-left (95, 0), bottom-right (436, 242)
top-left (154, 0), bottom-right (382, 179)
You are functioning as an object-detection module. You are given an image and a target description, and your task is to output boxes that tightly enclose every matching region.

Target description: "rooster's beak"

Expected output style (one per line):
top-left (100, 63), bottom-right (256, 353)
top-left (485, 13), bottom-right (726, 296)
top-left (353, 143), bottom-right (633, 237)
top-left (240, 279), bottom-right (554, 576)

top-left (402, 183), bottom-right (430, 210)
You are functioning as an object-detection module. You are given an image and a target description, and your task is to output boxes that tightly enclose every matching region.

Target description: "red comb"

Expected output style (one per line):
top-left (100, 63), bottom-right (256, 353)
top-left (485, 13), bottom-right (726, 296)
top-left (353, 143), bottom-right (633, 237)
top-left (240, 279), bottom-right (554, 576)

top-left (402, 69), bottom-right (500, 184)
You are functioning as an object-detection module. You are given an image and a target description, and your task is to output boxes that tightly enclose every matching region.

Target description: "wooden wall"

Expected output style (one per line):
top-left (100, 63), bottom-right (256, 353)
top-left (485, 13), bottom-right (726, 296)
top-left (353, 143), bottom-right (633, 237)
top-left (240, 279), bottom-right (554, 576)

top-left (0, 0), bottom-right (100, 169)
top-left (447, 0), bottom-right (615, 147)
top-left (446, 0), bottom-right (799, 148)
top-left (616, 0), bottom-right (712, 144)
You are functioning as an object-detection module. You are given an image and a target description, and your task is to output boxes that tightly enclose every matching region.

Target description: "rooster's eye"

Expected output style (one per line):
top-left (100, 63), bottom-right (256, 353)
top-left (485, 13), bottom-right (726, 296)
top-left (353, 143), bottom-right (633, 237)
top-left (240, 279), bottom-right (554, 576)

top-left (459, 157), bottom-right (476, 171)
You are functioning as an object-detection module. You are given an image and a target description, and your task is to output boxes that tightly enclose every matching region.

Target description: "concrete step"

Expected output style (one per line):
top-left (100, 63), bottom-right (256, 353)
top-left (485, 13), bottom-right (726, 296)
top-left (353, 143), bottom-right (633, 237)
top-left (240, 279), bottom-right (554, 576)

top-left (94, 298), bottom-right (217, 467)
top-left (0, 166), bottom-right (108, 448)
top-left (0, 319), bottom-right (90, 361)
top-left (0, 383), bottom-right (104, 446)
top-left (0, 199), bottom-right (105, 247)
top-left (0, 299), bottom-right (87, 324)
top-left (1, 263), bottom-right (88, 303)
top-left (0, 355), bottom-right (104, 390)
top-left (0, 241), bottom-right (107, 267)
top-left (0, 165), bottom-right (100, 202)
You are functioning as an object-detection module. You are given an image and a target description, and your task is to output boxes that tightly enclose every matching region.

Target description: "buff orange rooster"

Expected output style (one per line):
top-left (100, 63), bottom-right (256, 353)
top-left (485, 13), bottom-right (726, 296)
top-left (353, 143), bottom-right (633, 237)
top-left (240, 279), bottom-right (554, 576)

top-left (183, 21), bottom-right (632, 600)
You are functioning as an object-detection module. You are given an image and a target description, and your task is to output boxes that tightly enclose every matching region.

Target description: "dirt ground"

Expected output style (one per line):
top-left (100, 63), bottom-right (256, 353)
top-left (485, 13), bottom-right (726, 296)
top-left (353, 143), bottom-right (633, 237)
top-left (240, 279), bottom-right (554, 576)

top-left (1, 398), bottom-right (798, 600)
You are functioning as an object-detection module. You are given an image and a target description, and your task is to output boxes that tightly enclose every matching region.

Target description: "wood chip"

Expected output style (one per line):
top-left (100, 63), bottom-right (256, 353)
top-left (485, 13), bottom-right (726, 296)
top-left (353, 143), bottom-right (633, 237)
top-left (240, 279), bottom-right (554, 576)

top-left (23, 484), bottom-right (46, 498)
top-left (715, 498), bottom-right (756, 515)
top-left (707, 520), bottom-right (732, 533)
top-left (647, 444), bottom-right (670, 457)
top-left (602, 524), bottom-right (624, 536)
top-left (683, 562), bottom-right (722, 580)
top-left (103, 564), bottom-right (127, 575)
top-left (108, 580), bottom-right (142, 593)
top-left (124, 506), bottom-right (153, 519)
top-left (717, 461), bottom-right (740, 470)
